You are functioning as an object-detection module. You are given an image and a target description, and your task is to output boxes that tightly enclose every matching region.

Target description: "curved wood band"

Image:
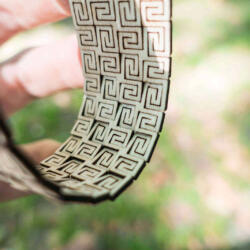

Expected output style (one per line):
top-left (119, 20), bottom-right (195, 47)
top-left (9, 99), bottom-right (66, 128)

top-left (0, 0), bottom-right (172, 203)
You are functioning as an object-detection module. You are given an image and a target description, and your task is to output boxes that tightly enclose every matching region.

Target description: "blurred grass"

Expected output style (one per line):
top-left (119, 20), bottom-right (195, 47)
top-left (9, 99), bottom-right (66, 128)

top-left (226, 84), bottom-right (250, 152)
top-left (10, 90), bottom-right (83, 144)
top-left (0, 0), bottom-right (250, 249)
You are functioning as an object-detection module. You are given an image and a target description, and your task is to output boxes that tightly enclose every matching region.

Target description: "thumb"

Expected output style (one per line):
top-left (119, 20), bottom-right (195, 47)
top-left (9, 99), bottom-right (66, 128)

top-left (0, 139), bottom-right (60, 202)
top-left (21, 139), bottom-right (61, 163)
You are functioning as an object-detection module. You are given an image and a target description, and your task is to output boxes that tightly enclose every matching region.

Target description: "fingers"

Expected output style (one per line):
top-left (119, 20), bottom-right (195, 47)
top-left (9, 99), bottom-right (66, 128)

top-left (0, 139), bottom-right (61, 202)
top-left (0, 0), bottom-right (71, 45)
top-left (0, 35), bottom-right (84, 116)
top-left (21, 139), bottom-right (61, 163)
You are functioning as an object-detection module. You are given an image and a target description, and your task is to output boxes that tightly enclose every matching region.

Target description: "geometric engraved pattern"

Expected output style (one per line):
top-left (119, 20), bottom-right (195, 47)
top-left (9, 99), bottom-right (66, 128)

top-left (39, 0), bottom-right (172, 203)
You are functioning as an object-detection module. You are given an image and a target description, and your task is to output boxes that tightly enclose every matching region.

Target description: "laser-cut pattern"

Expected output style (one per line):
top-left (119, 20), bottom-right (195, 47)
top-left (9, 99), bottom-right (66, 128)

top-left (0, 0), bottom-right (172, 203)
top-left (34, 0), bottom-right (172, 202)
top-left (37, 0), bottom-right (172, 202)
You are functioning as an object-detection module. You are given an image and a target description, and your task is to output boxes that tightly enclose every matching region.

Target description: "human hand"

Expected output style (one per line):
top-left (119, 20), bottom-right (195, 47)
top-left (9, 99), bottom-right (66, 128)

top-left (0, 0), bottom-right (84, 115)
top-left (0, 139), bottom-right (60, 202)
top-left (0, 0), bottom-right (84, 201)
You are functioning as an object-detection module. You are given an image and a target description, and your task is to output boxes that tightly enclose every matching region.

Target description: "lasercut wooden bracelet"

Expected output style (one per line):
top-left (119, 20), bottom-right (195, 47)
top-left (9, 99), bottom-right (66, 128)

top-left (0, 0), bottom-right (172, 203)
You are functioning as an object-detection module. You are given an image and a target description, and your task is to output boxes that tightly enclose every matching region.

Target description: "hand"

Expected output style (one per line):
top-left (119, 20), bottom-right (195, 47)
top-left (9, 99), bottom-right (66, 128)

top-left (0, 139), bottom-right (60, 202)
top-left (0, 0), bottom-right (84, 201)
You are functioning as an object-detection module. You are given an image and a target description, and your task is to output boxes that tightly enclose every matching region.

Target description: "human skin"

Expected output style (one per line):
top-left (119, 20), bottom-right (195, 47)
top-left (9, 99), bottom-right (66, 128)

top-left (0, 0), bottom-right (84, 202)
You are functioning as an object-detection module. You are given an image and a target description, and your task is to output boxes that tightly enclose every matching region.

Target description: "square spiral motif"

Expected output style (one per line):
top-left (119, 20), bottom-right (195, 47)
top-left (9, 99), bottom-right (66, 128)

top-left (40, 0), bottom-right (172, 203)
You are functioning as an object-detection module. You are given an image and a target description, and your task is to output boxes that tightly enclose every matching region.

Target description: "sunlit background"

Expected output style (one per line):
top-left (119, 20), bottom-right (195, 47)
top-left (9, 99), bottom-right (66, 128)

top-left (0, 0), bottom-right (249, 249)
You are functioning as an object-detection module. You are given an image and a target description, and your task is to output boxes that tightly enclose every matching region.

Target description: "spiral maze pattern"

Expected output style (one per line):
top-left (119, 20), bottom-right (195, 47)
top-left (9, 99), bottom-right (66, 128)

top-left (37, 0), bottom-right (172, 202)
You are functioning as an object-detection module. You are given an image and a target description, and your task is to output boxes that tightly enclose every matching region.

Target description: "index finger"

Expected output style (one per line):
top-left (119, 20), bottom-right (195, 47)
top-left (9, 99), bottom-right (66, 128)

top-left (0, 0), bottom-right (71, 45)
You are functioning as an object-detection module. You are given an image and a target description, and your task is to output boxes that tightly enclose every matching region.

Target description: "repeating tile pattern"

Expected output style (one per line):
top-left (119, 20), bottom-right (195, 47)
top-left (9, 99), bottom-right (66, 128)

top-left (39, 0), bottom-right (172, 202)
top-left (0, 0), bottom-right (172, 203)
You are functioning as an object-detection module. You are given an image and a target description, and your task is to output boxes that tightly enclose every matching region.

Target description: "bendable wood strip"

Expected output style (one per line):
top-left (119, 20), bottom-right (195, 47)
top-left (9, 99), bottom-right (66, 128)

top-left (0, 0), bottom-right (172, 203)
